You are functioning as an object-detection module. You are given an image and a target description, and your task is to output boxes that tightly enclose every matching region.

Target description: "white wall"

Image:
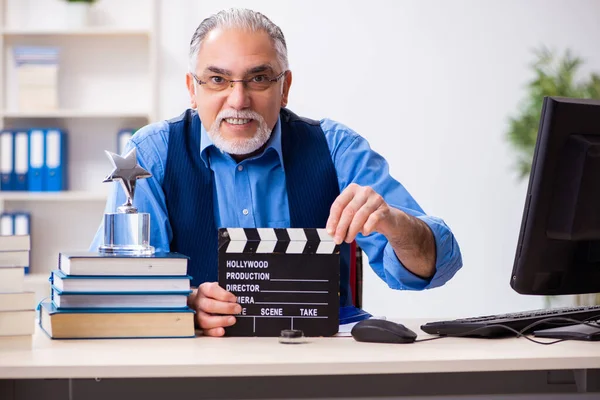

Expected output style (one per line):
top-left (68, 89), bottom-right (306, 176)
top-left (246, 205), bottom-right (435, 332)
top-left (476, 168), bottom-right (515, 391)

top-left (157, 0), bottom-right (600, 319)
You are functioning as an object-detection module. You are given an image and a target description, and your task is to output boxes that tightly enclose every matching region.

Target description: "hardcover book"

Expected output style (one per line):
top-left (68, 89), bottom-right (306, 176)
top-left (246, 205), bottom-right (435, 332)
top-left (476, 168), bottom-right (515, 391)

top-left (51, 286), bottom-right (191, 309)
top-left (50, 270), bottom-right (192, 293)
top-left (39, 300), bottom-right (195, 339)
top-left (58, 252), bottom-right (189, 276)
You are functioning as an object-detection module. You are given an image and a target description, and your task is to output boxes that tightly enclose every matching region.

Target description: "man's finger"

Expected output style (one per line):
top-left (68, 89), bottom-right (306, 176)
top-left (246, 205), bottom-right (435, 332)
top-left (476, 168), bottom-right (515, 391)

top-left (363, 207), bottom-right (387, 236)
top-left (345, 196), bottom-right (383, 242)
top-left (197, 296), bottom-right (242, 315)
top-left (199, 282), bottom-right (237, 303)
top-left (197, 310), bottom-right (237, 330)
top-left (326, 184), bottom-right (357, 235)
top-left (202, 327), bottom-right (226, 337)
top-left (334, 190), bottom-right (369, 244)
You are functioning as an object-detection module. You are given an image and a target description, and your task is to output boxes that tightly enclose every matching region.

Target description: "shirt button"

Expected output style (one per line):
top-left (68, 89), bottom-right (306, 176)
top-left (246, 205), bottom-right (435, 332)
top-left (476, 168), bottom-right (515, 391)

top-left (242, 209), bottom-right (249, 215)
top-left (237, 165), bottom-right (244, 171)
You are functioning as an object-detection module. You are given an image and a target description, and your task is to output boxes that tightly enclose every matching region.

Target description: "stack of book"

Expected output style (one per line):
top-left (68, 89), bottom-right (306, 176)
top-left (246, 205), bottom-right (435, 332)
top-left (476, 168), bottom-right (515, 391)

top-left (0, 212), bottom-right (30, 273)
top-left (39, 252), bottom-right (196, 339)
top-left (13, 46), bottom-right (60, 112)
top-left (0, 235), bottom-right (36, 349)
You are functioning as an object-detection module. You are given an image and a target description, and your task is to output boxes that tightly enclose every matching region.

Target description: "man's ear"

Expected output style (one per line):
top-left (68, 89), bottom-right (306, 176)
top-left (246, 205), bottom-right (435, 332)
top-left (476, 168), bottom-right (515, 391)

top-left (281, 70), bottom-right (292, 108)
top-left (186, 73), bottom-right (198, 109)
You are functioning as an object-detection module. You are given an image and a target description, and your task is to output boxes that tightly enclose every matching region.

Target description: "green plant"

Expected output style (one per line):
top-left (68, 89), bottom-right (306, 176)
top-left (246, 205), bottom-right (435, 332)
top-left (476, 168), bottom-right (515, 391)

top-left (507, 46), bottom-right (600, 179)
top-left (507, 47), bottom-right (600, 306)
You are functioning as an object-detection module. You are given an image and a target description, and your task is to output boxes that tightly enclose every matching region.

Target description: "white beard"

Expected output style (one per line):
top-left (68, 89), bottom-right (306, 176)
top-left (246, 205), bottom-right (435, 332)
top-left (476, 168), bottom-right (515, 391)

top-left (208, 109), bottom-right (272, 155)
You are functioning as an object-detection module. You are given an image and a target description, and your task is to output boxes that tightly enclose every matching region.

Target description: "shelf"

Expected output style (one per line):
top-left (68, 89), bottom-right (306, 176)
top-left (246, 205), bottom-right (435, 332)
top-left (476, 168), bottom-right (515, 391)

top-left (2, 110), bottom-right (151, 119)
top-left (0, 191), bottom-right (108, 202)
top-left (1, 28), bottom-right (151, 37)
top-left (0, 0), bottom-right (159, 304)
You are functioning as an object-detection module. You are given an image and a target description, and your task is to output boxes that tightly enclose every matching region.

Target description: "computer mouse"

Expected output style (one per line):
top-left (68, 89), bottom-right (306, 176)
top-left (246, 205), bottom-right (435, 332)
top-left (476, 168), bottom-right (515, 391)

top-left (351, 318), bottom-right (417, 344)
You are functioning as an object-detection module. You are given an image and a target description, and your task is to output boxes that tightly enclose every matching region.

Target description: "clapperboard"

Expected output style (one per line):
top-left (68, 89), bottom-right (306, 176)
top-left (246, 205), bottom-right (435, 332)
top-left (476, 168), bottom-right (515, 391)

top-left (218, 228), bottom-right (340, 337)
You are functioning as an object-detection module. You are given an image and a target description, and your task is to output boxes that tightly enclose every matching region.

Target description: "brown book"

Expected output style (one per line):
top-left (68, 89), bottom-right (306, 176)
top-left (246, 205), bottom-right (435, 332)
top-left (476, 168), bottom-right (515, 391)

top-left (39, 300), bottom-right (195, 339)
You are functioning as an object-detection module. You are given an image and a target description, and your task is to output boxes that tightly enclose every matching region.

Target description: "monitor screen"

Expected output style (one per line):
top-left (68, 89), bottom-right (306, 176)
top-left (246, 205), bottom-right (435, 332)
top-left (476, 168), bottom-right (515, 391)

top-left (511, 96), bottom-right (600, 295)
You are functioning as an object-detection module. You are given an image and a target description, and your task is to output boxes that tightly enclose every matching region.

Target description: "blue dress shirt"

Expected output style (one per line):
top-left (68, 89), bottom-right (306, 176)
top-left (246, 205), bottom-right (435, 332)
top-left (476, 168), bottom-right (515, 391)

top-left (90, 114), bottom-right (462, 290)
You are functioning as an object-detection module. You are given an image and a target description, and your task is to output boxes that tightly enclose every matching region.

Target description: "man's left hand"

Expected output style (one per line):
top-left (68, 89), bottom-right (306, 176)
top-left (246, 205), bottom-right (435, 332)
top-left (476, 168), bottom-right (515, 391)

top-left (326, 183), bottom-right (402, 245)
top-left (326, 183), bottom-right (436, 279)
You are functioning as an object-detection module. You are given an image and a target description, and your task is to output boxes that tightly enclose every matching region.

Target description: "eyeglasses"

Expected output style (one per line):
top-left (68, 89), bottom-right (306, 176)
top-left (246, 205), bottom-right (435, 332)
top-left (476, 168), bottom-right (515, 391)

top-left (192, 71), bottom-right (287, 92)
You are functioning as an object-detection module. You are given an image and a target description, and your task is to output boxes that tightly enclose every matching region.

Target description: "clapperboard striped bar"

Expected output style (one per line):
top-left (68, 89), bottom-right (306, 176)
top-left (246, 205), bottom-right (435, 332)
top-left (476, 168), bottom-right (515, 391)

top-left (218, 228), bottom-right (340, 337)
top-left (219, 228), bottom-right (339, 255)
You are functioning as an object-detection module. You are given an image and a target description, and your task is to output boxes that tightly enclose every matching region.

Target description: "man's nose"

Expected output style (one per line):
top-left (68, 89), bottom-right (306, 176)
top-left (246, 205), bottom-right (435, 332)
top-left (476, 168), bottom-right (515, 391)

top-left (225, 81), bottom-right (251, 110)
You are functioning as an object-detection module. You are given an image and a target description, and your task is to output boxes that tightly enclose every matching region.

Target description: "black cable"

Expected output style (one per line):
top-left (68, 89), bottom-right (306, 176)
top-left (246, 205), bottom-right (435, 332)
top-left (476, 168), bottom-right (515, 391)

top-left (414, 315), bottom-right (600, 345)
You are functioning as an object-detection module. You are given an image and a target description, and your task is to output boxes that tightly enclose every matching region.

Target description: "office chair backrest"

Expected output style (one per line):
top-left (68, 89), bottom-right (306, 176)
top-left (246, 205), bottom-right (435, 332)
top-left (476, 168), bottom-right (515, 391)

top-left (350, 241), bottom-right (363, 309)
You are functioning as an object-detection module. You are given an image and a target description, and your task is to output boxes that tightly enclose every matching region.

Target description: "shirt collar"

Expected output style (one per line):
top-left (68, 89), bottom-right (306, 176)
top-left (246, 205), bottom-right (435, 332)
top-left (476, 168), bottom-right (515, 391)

top-left (199, 115), bottom-right (285, 168)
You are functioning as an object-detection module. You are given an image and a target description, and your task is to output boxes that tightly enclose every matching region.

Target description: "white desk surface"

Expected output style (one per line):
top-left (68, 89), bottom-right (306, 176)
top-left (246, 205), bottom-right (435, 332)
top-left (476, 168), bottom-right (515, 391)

top-left (1, 319), bottom-right (599, 379)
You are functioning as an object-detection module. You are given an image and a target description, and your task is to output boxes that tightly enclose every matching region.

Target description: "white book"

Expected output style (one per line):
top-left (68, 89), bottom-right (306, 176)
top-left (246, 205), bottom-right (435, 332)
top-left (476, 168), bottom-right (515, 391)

top-left (0, 267), bottom-right (25, 293)
top-left (0, 235), bottom-right (30, 252)
top-left (0, 250), bottom-right (29, 268)
top-left (0, 292), bottom-right (36, 312)
top-left (59, 251), bottom-right (189, 276)
top-left (17, 64), bottom-right (58, 111)
top-left (52, 290), bottom-right (189, 309)
top-left (0, 310), bottom-right (36, 336)
top-left (51, 270), bottom-right (191, 293)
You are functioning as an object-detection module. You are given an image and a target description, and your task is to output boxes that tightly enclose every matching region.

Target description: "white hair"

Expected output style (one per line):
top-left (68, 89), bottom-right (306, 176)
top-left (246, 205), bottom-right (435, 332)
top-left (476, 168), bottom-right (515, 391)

top-left (208, 109), bottom-right (272, 155)
top-left (189, 8), bottom-right (289, 74)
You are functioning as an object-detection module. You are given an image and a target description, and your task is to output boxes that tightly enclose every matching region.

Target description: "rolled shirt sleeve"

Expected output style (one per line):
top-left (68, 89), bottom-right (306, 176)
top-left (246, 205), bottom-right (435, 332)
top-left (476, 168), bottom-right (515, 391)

top-left (322, 118), bottom-right (463, 290)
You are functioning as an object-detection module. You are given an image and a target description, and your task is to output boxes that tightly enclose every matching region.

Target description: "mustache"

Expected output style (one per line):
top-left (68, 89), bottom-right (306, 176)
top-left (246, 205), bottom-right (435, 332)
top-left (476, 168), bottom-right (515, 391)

top-left (216, 109), bottom-right (263, 123)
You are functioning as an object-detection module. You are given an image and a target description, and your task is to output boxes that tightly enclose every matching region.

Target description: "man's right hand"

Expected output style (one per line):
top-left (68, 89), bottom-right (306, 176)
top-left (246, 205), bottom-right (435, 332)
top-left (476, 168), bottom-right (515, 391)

top-left (187, 282), bottom-right (242, 337)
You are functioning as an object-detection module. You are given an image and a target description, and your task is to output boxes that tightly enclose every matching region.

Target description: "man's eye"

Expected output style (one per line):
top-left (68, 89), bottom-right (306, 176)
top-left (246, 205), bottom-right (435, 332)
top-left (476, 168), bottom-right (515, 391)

top-left (210, 76), bottom-right (226, 84)
top-left (251, 75), bottom-right (269, 83)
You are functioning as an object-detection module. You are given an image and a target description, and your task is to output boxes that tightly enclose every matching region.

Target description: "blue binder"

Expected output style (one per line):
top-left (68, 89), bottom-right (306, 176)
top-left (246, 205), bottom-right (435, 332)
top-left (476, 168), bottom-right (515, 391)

top-left (0, 130), bottom-right (14, 191)
top-left (13, 212), bottom-right (31, 274)
top-left (13, 130), bottom-right (29, 191)
top-left (28, 129), bottom-right (45, 191)
top-left (45, 129), bottom-right (68, 192)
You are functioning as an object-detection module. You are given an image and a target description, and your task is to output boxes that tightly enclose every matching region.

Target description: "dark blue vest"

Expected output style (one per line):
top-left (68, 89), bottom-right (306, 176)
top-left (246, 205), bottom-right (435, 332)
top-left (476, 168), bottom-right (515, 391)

top-left (162, 108), bottom-right (355, 308)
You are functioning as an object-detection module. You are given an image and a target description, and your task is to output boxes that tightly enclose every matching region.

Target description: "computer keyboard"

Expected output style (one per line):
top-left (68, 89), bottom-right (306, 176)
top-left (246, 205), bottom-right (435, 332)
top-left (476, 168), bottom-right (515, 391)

top-left (420, 305), bottom-right (600, 338)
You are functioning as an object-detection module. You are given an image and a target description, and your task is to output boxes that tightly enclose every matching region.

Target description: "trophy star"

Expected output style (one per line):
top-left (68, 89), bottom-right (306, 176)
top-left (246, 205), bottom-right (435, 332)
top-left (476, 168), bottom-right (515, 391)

top-left (103, 148), bottom-right (151, 205)
top-left (103, 148), bottom-right (151, 182)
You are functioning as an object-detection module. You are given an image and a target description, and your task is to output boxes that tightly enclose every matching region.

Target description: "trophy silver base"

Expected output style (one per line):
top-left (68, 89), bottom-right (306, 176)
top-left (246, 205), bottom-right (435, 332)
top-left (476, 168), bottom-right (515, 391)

top-left (99, 212), bottom-right (155, 256)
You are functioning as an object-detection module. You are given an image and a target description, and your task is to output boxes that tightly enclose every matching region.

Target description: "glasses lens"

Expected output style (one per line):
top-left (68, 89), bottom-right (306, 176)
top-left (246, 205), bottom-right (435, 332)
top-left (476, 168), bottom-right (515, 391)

top-left (201, 74), bottom-right (281, 91)
top-left (204, 76), bottom-right (229, 91)
top-left (247, 74), bottom-right (278, 91)
top-left (247, 81), bottom-right (272, 91)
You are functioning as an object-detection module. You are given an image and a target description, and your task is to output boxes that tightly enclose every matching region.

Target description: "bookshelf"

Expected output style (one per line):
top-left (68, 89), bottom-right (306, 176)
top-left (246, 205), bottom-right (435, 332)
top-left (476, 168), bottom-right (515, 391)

top-left (0, 191), bottom-right (108, 202)
top-left (1, 27), bottom-right (151, 37)
top-left (3, 110), bottom-right (152, 119)
top-left (0, 0), bottom-right (159, 302)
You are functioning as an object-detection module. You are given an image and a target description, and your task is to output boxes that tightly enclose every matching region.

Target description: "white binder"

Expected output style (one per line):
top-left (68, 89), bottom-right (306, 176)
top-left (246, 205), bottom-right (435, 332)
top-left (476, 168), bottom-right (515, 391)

top-left (0, 213), bottom-right (14, 235)
top-left (0, 131), bottom-right (13, 190)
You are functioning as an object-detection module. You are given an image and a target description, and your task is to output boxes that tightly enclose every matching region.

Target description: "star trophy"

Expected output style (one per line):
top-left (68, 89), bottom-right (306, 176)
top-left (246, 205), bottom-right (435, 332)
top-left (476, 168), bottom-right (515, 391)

top-left (97, 148), bottom-right (155, 256)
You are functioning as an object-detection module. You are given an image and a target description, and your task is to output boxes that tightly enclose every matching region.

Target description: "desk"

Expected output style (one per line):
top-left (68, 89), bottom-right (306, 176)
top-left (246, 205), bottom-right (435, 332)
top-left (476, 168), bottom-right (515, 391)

top-left (1, 319), bottom-right (599, 400)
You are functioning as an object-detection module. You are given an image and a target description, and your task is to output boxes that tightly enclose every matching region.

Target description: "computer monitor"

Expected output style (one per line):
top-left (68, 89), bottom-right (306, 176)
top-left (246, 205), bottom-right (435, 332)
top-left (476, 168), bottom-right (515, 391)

top-left (511, 96), bottom-right (600, 296)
